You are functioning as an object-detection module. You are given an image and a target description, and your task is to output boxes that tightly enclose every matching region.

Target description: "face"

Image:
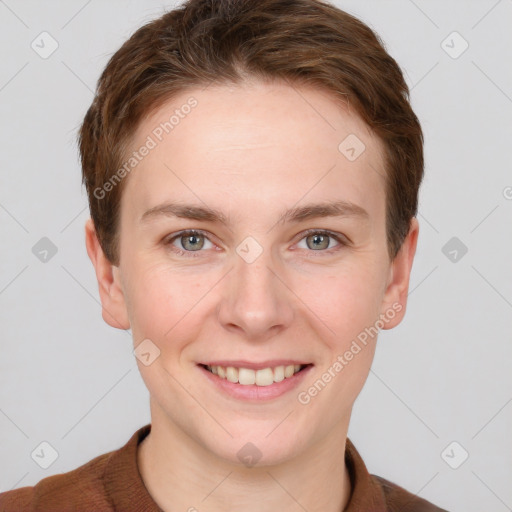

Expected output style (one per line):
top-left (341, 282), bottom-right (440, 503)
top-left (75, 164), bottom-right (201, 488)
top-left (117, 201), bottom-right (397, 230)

top-left (86, 79), bottom-right (418, 466)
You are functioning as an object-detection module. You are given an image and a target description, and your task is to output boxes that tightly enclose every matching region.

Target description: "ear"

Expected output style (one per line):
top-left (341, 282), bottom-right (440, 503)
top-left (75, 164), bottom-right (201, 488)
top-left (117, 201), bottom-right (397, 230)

top-left (85, 218), bottom-right (130, 330)
top-left (380, 217), bottom-right (419, 329)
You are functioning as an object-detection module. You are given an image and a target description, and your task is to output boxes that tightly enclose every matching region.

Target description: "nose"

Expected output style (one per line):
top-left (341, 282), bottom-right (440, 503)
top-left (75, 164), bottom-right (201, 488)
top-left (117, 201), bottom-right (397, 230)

top-left (216, 246), bottom-right (294, 341)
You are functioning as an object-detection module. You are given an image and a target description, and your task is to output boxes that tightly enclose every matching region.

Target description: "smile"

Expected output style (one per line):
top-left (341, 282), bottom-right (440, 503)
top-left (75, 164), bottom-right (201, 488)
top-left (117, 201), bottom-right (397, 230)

top-left (197, 360), bottom-right (314, 401)
top-left (203, 364), bottom-right (308, 386)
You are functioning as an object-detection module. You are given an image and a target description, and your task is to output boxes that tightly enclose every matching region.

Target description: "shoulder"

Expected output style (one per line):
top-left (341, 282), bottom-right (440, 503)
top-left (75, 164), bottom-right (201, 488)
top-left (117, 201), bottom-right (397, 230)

top-left (372, 474), bottom-right (450, 512)
top-left (0, 486), bottom-right (33, 512)
top-left (0, 449), bottom-right (115, 512)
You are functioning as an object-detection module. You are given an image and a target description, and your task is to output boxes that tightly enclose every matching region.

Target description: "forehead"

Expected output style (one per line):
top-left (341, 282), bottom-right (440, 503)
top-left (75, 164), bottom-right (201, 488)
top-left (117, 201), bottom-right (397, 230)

top-left (123, 80), bottom-right (386, 225)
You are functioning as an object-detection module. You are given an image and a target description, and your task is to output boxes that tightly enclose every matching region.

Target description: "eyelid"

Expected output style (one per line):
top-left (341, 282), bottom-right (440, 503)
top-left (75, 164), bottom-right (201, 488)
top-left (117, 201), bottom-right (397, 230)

top-left (164, 228), bottom-right (349, 256)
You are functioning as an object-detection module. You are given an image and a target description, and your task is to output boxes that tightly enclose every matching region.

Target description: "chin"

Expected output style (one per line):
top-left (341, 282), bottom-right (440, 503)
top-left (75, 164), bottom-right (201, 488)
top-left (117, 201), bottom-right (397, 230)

top-left (199, 422), bottom-right (309, 469)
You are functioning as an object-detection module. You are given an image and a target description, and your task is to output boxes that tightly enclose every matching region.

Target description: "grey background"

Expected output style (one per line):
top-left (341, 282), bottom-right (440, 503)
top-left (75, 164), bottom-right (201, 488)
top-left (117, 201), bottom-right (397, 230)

top-left (1, 0), bottom-right (511, 510)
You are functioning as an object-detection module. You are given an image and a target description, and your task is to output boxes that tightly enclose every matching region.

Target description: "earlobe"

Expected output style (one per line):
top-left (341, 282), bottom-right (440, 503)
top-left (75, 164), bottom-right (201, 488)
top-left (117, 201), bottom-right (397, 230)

top-left (380, 217), bottom-right (419, 330)
top-left (84, 218), bottom-right (131, 330)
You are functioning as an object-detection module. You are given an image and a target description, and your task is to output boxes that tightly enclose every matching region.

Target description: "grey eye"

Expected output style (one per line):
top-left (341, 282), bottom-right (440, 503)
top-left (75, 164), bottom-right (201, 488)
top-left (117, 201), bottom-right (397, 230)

top-left (180, 233), bottom-right (205, 251)
top-left (298, 232), bottom-right (341, 251)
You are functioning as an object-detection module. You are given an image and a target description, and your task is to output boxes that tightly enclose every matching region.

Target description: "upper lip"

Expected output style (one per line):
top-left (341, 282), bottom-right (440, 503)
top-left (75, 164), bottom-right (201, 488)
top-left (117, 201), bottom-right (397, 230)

top-left (199, 360), bottom-right (312, 371)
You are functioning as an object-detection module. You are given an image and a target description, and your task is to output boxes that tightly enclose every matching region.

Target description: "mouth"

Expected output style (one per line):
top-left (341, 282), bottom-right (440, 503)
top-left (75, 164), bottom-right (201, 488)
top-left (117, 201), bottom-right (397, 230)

top-left (198, 362), bottom-right (313, 387)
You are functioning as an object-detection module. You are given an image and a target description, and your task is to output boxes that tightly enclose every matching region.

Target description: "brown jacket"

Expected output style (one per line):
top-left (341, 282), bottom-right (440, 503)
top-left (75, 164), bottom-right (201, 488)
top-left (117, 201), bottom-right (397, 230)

top-left (0, 424), bottom-right (448, 511)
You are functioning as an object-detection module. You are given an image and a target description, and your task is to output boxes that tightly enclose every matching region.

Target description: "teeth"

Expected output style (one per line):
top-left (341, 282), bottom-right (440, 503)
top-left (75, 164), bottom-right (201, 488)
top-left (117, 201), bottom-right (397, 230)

top-left (284, 365), bottom-right (294, 378)
top-left (226, 366), bottom-right (238, 383)
top-left (239, 367), bottom-right (256, 385)
top-left (205, 364), bottom-right (305, 386)
top-left (274, 365), bottom-right (285, 383)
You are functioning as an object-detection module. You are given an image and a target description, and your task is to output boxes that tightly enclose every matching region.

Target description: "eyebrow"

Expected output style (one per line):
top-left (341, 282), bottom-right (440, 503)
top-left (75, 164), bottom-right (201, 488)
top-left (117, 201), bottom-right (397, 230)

top-left (140, 199), bottom-right (369, 226)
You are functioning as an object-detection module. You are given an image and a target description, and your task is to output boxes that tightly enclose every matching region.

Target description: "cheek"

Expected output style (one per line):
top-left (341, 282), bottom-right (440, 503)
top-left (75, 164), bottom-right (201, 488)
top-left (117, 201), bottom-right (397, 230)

top-left (293, 262), bottom-right (385, 345)
top-left (294, 267), bottom-right (382, 421)
top-left (122, 260), bottom-right (238, 373)
top-left (121, 261), bottom-right (206, 345)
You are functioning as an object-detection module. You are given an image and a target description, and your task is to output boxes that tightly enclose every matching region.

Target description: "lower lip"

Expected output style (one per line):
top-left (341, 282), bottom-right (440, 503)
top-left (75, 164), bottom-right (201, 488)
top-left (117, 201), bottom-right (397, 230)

top-left (198, 364), bottom-right (314, 401)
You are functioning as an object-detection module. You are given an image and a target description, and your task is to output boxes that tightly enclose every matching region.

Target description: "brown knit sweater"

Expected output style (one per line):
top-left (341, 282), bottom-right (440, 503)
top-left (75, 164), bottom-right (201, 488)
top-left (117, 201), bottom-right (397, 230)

top-left (0, 424), bottom-right (448, 511)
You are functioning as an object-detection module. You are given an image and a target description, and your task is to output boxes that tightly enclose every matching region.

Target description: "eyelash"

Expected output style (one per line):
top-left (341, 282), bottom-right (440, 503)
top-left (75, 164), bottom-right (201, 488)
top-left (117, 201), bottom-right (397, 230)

top-left (164, 229), bottom-right (348, 258)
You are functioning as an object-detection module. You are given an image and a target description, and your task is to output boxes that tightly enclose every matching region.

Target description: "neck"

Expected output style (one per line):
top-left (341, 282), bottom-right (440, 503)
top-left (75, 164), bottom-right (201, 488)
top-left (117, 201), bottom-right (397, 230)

top-left (137, 405), bottom-right (352, 512)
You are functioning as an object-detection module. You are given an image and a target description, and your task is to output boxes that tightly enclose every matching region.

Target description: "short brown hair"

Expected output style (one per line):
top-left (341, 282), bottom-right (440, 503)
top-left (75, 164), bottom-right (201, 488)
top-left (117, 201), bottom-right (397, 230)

top-left (79, 0), bottom-right (424, 266)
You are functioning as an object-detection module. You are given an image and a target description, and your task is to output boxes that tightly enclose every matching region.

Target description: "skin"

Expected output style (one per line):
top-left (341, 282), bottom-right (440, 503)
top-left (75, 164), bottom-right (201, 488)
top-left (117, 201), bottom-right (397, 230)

top-left (85, 79), bottom-right (419, 512)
